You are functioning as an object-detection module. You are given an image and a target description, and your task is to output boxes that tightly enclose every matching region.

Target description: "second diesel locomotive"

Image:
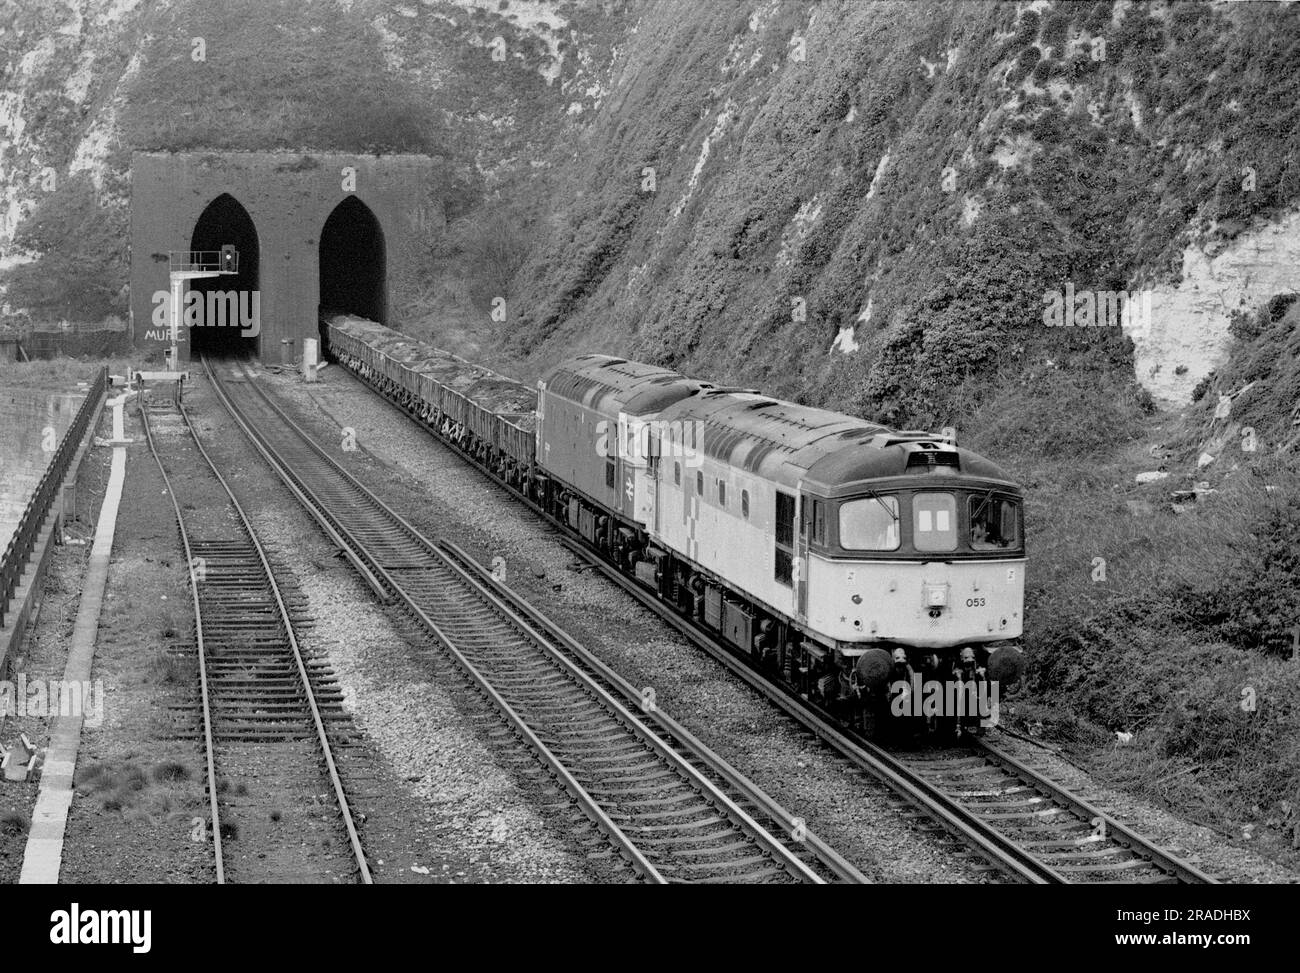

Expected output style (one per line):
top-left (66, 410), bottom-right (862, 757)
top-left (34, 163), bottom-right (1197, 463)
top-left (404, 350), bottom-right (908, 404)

top-left (324, 315), bottom-right (1026, 728)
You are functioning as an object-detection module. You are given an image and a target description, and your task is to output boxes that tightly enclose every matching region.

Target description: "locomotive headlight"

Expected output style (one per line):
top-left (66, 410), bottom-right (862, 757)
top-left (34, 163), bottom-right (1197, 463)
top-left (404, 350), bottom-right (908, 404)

top-left (924, 584), bottom-right (947, 608)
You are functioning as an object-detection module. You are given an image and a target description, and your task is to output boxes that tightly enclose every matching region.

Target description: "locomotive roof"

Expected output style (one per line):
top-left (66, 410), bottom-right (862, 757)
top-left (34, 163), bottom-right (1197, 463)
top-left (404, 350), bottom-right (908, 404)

top-left (547, 355), bottom-right (1019, 494)
top-left (543, 354), bottom-right (709, 415)
top-left (663, 391), bottom-right (1017, 493)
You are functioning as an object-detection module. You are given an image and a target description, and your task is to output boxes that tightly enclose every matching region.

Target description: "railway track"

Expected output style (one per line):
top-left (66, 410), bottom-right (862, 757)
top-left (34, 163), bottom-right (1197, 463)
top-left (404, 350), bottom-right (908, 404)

top-left (912, 736), bottom-right (1217, 884)
top-left (203, 357), bottom-right (864, 884)
top-left (329, 351), bottom-right (1218, 885)
top-left (140, 387), bottom-right (371, 884)
top-left (433, 539), bottom-right (866, 883)
top-left (555, 539), bottom-right (1219, 885)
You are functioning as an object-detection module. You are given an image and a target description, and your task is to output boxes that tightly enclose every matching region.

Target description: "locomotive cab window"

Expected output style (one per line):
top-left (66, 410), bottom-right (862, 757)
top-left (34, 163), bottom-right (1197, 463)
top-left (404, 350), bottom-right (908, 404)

top-left (741, 489), bottom-right (750, 519)
top-left (840, 495), bottom-right (900, 551)
top-left (605, 459), bottom-right (616, 489)
top-left (718, 480), bottom-right (726, 507)
top-left (913, 493), bottom-right (957, 552)
top-left (969, 494), bottom-right (1020, 551)
top-left (674, 462), bottom-right (681, 486)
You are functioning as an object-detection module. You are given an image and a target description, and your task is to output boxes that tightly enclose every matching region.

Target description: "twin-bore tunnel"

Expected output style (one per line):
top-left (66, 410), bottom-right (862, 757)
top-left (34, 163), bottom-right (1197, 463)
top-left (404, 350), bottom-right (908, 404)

top-left (187, 192), bottom-right (386, 358)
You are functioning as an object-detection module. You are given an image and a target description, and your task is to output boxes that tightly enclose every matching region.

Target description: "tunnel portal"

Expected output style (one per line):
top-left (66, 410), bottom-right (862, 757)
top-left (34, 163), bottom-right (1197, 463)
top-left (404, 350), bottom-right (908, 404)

top-left (130, 152), bottom-right (441, 363)
top-left (319, 195), bottom-right (387, 329)
top-left (188, 193), bottom-right (261, 359)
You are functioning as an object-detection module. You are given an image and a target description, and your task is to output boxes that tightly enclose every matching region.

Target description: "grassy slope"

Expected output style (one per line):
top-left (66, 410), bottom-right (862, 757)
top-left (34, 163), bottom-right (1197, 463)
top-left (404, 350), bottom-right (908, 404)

top-left (505, 0), bottom-right (1299, 430)
top-left (990, 298), bottom-right (1300, 856)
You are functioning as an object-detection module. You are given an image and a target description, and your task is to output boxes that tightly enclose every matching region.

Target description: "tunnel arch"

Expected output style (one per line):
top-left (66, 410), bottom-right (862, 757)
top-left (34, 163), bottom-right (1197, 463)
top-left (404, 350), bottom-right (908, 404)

top-left (319, 195), bottom-right (387, 335)
top-left (188, 193), bottom-right (261, 358)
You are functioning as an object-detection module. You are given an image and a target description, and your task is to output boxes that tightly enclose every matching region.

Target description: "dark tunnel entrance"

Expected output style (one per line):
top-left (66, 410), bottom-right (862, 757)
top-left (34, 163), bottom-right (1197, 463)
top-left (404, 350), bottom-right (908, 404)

top-left (188, 193), bottom-right (260, 359)
top-left (319, 196), bottom-right (387, 341)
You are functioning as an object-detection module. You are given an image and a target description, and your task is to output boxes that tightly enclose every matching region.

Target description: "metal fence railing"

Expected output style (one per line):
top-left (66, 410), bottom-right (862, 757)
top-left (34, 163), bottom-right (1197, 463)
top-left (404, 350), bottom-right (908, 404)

top-left (1, 320), bottom-right (129, 361)
top-left (0, 366), bottom-right (108, 628)
top-left (169, 249), bottom-right (237, 273)
top-left (23, 329), bottom-right (129, 360)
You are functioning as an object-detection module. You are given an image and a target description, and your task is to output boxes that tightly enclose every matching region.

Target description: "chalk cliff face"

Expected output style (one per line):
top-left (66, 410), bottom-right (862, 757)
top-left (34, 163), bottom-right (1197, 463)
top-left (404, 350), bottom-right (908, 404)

top-left (1132, 210), bottom-right (1300, 406)
top-left (4, 0), bottom-right (1299, 430)
top-left (0, 0), bottom-right (143, 280)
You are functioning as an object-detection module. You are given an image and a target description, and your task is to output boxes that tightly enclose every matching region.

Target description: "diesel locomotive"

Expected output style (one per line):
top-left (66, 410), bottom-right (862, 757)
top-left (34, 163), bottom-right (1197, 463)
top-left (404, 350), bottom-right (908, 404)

top-left (324, 314), bottom-right (1026, 730)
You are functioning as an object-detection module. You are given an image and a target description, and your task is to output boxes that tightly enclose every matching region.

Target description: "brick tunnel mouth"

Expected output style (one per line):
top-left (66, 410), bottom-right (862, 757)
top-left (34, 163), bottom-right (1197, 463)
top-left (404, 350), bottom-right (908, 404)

top-left (189, 193), bottom-right (260, 359)
top-left (319, 196), bottom-right (386, 339)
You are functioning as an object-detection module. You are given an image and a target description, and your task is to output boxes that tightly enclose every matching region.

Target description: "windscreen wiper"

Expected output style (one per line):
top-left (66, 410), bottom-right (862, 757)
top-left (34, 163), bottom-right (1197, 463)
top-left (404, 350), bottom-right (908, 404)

top-left (970, 488), bottom-right (996, 524)
top-left (863, 489), bottom-right (896, 519)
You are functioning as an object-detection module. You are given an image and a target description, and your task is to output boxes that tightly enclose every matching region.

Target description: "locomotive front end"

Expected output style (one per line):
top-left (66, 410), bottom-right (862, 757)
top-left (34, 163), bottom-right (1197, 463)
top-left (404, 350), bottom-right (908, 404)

top-left (806, 487), bottom-right (1025, 650)
top-left (798, 436), bottom-right (1027, 733)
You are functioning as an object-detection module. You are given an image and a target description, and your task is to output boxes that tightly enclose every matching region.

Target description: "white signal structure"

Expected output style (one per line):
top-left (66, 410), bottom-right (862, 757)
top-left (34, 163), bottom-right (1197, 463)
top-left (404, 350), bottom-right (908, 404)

top-left (161, 246), bottom-right (239, 373)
